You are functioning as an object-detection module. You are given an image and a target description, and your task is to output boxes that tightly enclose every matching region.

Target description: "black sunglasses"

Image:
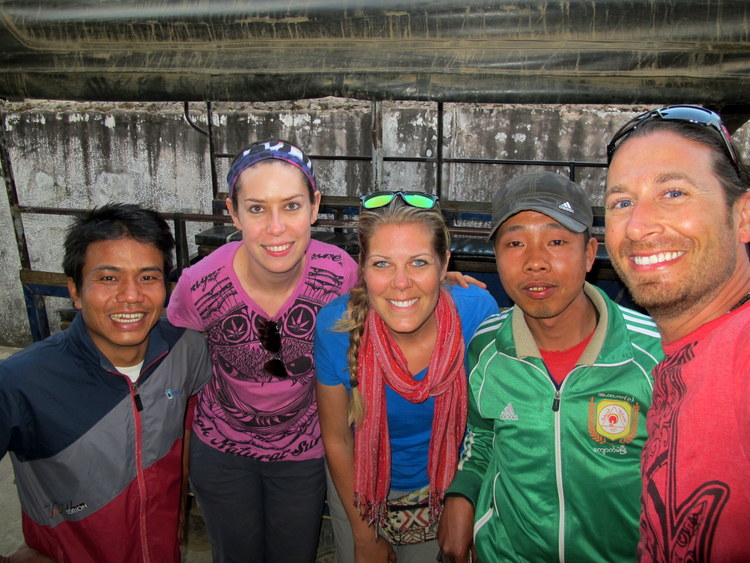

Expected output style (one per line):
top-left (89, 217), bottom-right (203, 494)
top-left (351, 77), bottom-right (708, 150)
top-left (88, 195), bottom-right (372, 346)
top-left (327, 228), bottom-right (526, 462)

top-left (606, 105), bottom-right (741, 176)
top-left (259, 319), bottom-right (288, 378)
top-left (360, 191), bottom-right (439, 210)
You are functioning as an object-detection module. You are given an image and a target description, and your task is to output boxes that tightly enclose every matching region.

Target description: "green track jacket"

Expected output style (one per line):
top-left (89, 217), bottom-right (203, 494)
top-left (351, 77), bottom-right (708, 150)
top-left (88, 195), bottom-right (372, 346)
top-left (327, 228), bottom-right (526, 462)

top-left (448, 284), bottom-right (663, 562)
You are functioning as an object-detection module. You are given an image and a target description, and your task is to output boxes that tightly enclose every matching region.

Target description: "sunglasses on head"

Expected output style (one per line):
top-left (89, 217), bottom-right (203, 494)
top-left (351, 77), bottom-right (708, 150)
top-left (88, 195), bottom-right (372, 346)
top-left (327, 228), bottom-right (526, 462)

top-left (360, 191), bottom-right (439, 210)
top-left (606, 105), bottom-right (741, 176)
top-left (259, 319), bottom-right (287, 379)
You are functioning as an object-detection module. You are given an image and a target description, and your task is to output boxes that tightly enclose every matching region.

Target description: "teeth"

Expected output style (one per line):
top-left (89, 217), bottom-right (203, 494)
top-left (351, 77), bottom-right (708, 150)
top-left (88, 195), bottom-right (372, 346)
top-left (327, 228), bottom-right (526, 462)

top-left (111, 313), bottom-right (145, 323)
top-left (389, 298), bottom-right (418, 308)
top-left (527, 286), bottom-right (547, 292)
top-left (265, 243), bottom-right (292, 252)
top-left (633, 251), bottom-right (685, 266)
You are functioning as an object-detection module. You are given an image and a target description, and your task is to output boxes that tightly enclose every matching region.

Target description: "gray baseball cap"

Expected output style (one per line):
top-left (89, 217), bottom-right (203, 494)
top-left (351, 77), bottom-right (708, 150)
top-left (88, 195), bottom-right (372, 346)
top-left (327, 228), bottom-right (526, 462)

top-left (487, 172), bottom-right (593, 240)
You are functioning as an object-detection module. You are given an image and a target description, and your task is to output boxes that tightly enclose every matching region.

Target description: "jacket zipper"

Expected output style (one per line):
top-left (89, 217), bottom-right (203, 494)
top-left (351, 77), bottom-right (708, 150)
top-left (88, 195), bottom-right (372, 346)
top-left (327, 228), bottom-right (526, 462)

top-left (129, 380), bottom-right (150, 563)
top-left (553, 385), bottom-right (565, 563)
top-left (109, 350), bottom-right (167, 562)
top-left (133, 350), bottom-right (168, 562)
top-left (551, 365), bottom-right (587, 562)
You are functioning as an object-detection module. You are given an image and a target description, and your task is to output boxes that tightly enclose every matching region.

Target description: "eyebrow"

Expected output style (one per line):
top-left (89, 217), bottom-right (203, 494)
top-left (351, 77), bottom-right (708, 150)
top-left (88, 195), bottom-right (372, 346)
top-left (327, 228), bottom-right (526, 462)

top-left (606, 171), bottom-right (702, 196)
top-left (368, 252), bottom-right (433, 260)
top-left (604, 184), bottom-right (626, 196)
top-left (241, 193), bottom-right (305, 203)
top-left (501, 222), bottom-right (568, 234)
top-left (90, 265), bottom-right (164, 274)
top-left (653, 171), bottom-right (699, 186)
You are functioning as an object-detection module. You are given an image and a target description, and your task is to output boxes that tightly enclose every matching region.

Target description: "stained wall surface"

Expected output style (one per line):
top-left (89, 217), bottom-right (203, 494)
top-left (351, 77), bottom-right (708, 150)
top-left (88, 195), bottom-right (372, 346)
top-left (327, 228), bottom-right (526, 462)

top-left (1, 98), bottom-right (749, 345)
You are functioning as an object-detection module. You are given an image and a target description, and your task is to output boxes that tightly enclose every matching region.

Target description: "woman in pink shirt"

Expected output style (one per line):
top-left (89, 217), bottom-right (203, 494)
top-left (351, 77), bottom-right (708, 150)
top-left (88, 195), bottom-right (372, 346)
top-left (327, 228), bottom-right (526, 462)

top-left (167, 140), bottom-right (359, 563)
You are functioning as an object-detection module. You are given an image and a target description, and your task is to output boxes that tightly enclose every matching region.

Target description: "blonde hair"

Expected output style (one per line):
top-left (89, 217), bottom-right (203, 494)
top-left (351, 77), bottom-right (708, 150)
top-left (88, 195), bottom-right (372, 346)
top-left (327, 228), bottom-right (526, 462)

top-left (336, 199), bottom-right (451, 426)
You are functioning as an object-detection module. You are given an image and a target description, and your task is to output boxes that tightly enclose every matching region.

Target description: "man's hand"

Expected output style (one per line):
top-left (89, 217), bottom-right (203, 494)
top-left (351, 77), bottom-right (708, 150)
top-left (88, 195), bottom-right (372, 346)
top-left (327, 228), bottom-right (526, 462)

top-left (354, 533), bottom-right (397, 563)
top-left (437, 495), bottom-right (476, 562)
top-left (0, 545), bottom-right (57, 562)
top-left (445, 272), bottom-right (487, 289)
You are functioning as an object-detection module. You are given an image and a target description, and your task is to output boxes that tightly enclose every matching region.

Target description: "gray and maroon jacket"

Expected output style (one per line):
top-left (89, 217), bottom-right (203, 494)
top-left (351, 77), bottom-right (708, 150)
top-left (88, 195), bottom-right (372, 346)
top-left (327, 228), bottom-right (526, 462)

top-left (0, 313), bottom-right (212, 563)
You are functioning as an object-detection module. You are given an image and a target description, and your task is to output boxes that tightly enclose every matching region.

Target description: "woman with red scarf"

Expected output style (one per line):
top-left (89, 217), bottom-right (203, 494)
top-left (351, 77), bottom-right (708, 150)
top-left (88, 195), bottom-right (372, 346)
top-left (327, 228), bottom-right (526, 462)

top-left (314, 192), bottom-right (498, 562)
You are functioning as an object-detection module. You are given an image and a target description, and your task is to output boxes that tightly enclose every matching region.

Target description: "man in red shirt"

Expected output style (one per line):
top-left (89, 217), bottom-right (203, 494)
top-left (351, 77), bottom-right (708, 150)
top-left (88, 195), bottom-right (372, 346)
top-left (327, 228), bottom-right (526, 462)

top-left (605, 105), bottom-right (750, 561)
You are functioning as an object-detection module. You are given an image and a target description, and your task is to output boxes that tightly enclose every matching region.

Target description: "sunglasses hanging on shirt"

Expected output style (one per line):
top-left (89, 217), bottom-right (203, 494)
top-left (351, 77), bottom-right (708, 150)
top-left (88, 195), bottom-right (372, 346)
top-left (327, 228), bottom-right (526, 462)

top-left (259, 319), bottom-right (288, 378)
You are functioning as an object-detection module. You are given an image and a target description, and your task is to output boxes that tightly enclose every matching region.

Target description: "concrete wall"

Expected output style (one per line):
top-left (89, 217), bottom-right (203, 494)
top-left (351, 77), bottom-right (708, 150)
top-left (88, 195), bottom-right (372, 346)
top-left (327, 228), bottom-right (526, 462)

top-left (1, 98), bottom-right (749, 346)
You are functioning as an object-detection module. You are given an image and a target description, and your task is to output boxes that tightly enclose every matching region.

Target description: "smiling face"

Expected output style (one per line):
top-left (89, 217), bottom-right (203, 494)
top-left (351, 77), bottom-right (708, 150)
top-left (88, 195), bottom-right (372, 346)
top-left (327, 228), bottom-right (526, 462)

top-left (494, 210), bottom-right (597, 324)
top-left (604, 130), bottom-right (749, 329)
top-left (363, 222), bottom-right (449, 343)
top-left (67, 237), bottom-right (166, 367)
top-left (227, 160), bottom-right (321, 284)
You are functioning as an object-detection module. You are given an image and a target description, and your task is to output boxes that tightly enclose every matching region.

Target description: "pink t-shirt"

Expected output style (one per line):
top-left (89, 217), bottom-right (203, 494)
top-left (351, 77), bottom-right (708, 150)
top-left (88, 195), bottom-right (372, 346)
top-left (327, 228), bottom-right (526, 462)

top-left (167, 239), bottom-right (358, 462)
top-left (639, 303), bottom-right (750, 562)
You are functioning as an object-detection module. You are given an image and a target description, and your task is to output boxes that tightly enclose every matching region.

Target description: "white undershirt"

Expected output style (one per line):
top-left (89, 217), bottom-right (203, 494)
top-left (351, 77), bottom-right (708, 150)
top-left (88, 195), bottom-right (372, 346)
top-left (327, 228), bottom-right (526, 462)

top-left (116, 361), bottom-right (144, 383)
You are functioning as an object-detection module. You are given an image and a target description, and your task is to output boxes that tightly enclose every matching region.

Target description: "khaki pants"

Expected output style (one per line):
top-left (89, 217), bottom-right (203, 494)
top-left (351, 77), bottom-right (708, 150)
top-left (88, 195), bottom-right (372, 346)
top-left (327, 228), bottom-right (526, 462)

top-left (325, 463), bottom-right (440, 563)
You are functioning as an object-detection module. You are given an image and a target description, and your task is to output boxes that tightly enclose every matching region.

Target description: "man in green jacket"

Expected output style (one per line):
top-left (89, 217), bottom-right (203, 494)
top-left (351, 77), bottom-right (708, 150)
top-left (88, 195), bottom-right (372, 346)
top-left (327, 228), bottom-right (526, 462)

top-left (437, 172), bottom-right (663, 562)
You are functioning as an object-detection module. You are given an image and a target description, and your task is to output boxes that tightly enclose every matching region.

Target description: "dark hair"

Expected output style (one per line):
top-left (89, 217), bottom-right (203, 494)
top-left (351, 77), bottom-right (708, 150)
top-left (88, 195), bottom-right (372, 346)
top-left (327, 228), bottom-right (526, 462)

top-left (63, 203), bottom-right (175, 291)
top-left (613, 119), bottom-right (750, 209)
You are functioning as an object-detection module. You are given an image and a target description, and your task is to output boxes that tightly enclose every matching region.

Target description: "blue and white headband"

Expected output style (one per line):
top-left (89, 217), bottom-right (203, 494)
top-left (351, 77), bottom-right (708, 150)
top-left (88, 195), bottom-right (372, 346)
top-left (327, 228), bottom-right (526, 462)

top-left (227, 139), bottom-right (317, 198)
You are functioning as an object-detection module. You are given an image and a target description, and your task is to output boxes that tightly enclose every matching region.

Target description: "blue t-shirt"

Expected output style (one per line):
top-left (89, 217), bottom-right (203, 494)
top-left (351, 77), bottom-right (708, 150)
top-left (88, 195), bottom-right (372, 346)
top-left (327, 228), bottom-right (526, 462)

top-left (314, 284), bottom-right (498, 491)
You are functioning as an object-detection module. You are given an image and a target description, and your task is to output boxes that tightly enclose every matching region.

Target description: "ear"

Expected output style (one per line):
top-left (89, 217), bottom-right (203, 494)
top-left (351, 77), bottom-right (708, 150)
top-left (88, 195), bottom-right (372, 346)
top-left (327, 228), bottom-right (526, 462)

top-left (310, 190), bottom-right (322, 225)
top-left (226, 198), bottom-right (242, 231)
top-left (441, 250), bottom-right (451, 280)
top-left (736, 191), bottom-right (750, 244)
top-left (67, 278), bottom-right (82, 310)
top-left (584, 235), bottom-right (598, 273)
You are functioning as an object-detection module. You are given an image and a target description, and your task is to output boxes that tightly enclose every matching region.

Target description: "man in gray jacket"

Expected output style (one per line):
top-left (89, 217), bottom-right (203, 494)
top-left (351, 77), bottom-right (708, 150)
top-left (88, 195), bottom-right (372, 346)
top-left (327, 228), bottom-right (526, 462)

top-left (0, 203), bottom-right (212, 563)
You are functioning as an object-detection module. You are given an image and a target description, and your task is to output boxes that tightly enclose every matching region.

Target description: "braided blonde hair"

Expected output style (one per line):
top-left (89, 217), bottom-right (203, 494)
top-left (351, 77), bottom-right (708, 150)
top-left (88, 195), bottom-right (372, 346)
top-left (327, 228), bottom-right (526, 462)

top-left (335, 198), bottom-right (451, 426)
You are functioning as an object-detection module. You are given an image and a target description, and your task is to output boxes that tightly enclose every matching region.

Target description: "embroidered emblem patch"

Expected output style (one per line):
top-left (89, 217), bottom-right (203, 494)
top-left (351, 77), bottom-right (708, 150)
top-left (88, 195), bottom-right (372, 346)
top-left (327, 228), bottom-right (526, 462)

top-left (588, 398), bottom-right (639, 444)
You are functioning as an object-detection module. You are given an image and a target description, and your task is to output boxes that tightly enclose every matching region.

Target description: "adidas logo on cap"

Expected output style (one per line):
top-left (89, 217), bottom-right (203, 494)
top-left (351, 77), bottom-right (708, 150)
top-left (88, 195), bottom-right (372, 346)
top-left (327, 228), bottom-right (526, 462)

top-left (558, 201), bottom-right (575, 214)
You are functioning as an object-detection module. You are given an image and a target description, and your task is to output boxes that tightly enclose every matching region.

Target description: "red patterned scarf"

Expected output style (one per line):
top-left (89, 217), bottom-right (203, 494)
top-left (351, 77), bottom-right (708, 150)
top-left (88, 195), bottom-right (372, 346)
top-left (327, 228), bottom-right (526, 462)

top-left (353, 288), bottom-right (467, 526)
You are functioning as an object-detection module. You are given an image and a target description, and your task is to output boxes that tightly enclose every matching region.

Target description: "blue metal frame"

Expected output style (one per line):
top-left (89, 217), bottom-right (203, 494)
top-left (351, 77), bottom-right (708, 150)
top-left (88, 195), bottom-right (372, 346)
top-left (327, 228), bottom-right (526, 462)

top-left (22, 282), bottom-right (70, 342)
